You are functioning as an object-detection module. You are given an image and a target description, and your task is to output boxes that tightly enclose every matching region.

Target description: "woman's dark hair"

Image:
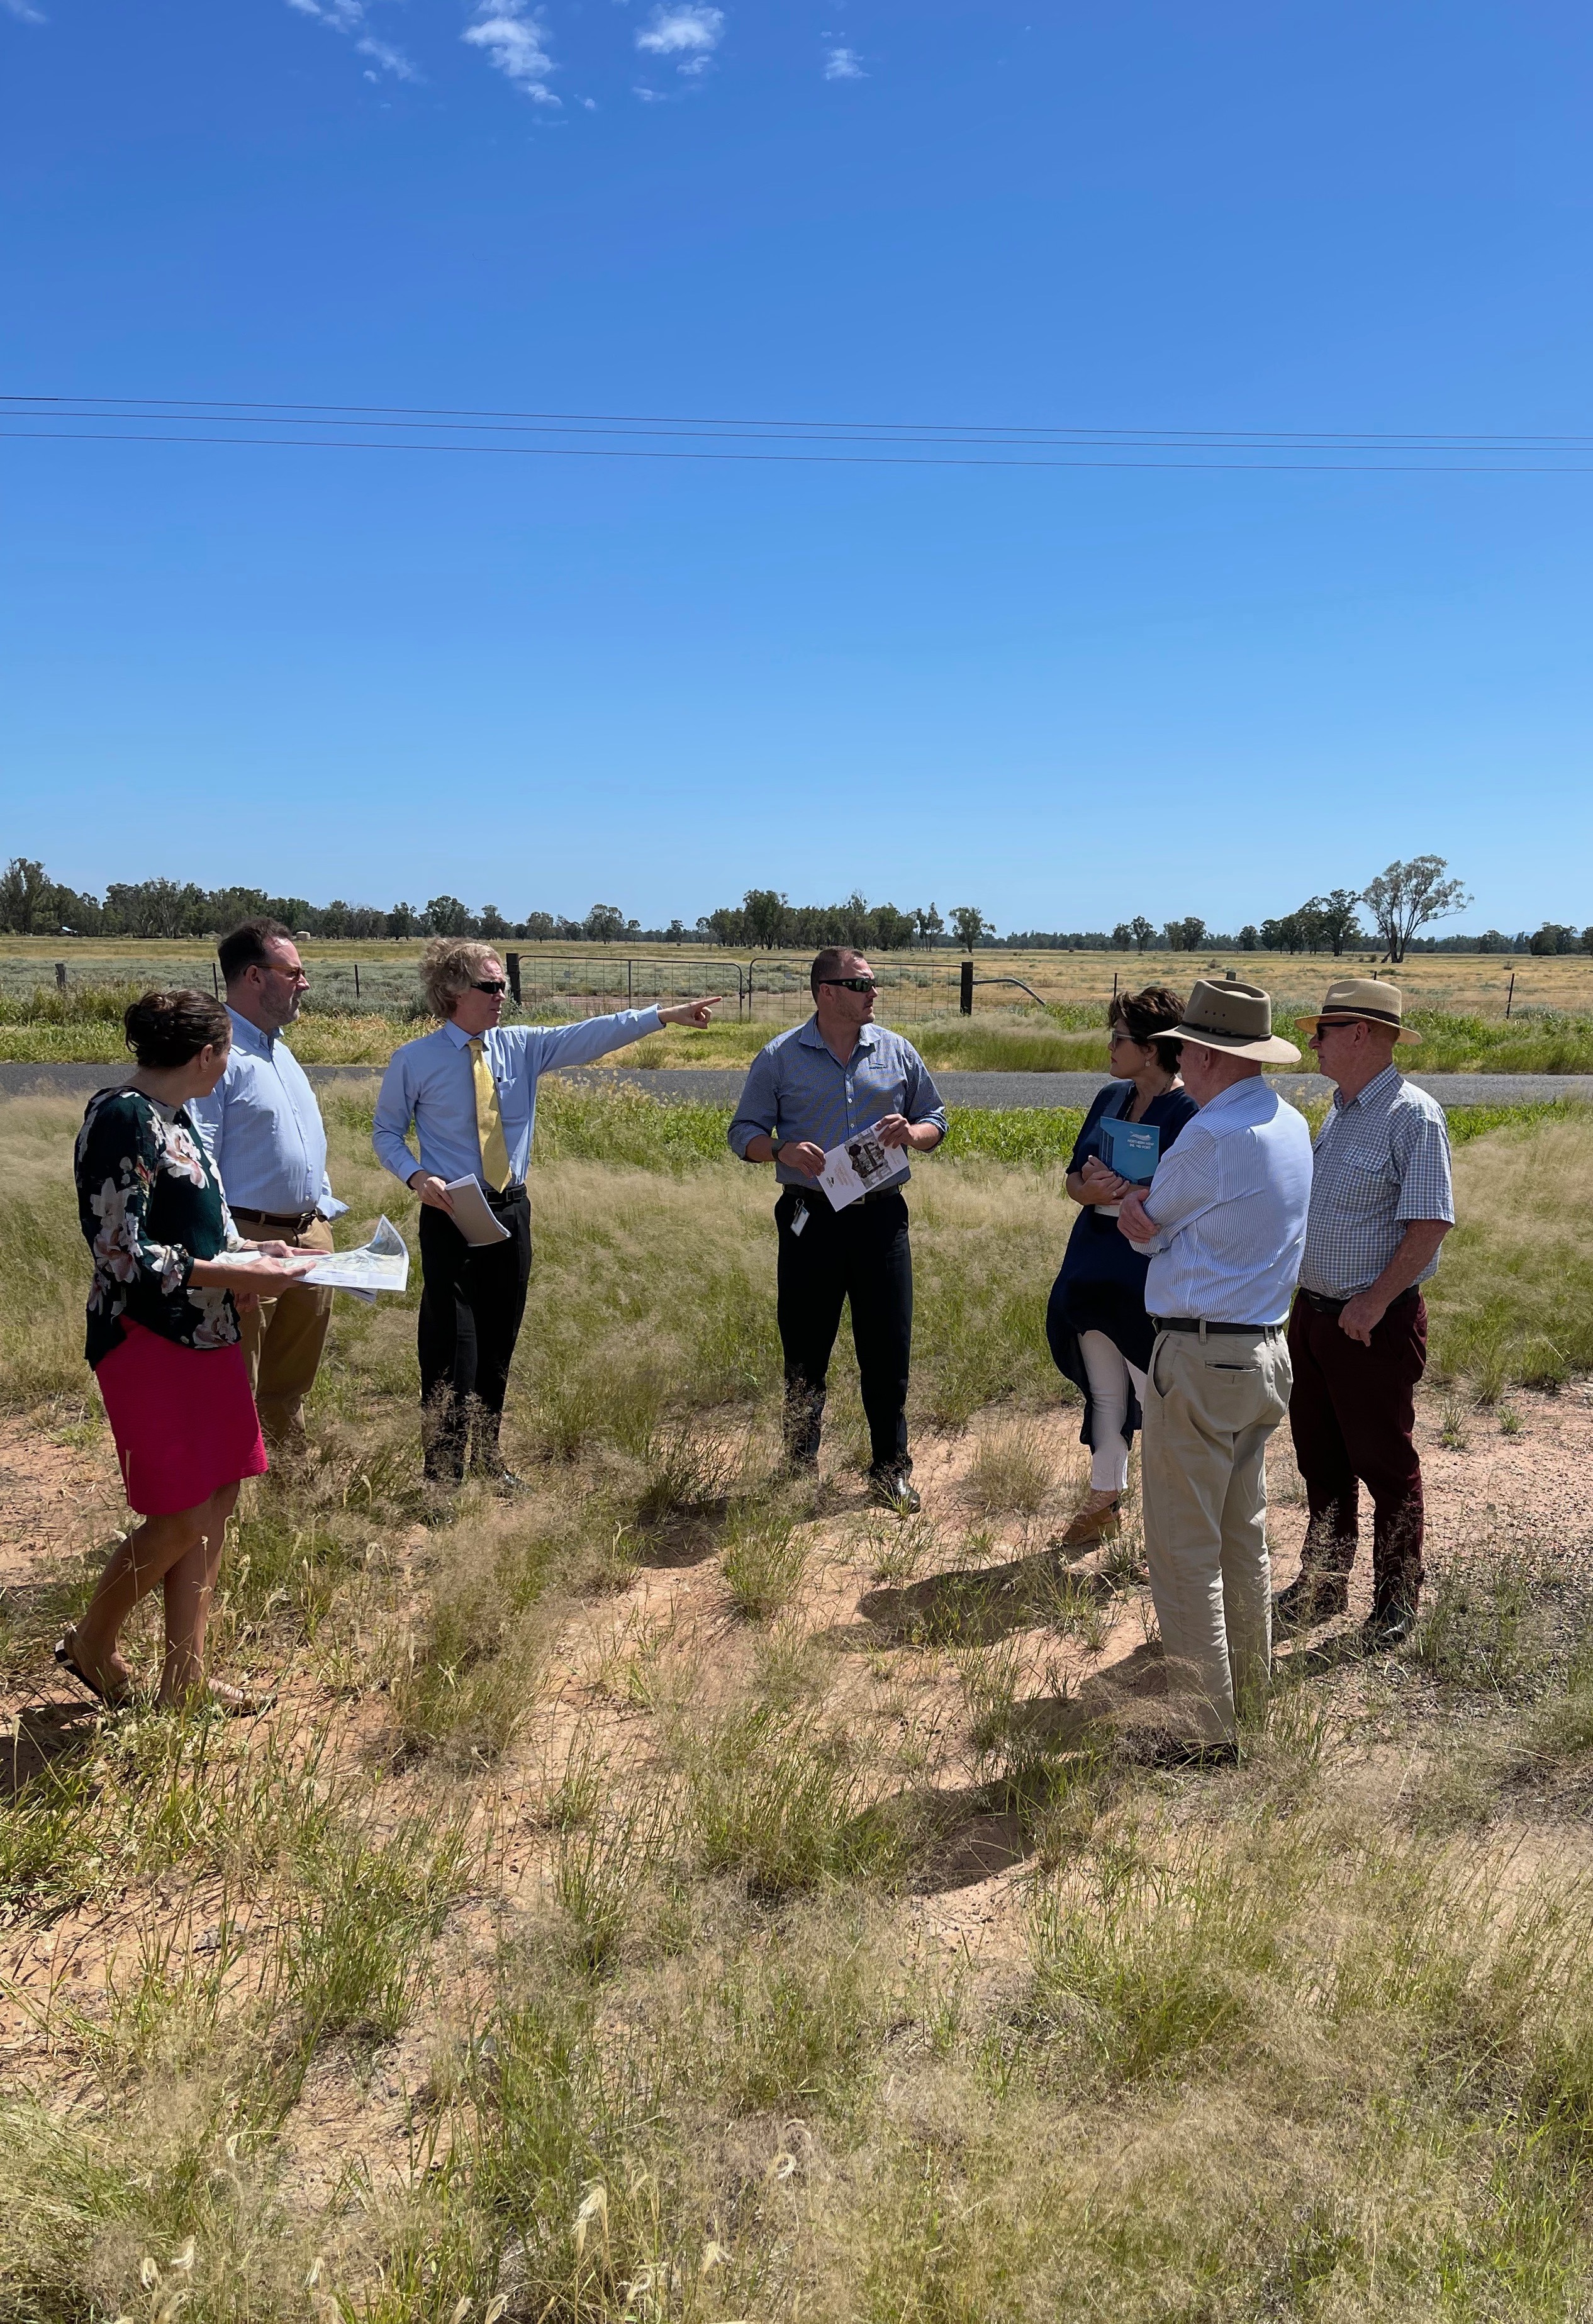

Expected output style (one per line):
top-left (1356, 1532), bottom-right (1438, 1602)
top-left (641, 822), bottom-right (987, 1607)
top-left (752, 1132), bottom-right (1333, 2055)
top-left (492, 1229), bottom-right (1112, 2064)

top-left (1109, 983), bottom-right (1185, 1076)
top-left (124, 989), bottom-right (232, 1070)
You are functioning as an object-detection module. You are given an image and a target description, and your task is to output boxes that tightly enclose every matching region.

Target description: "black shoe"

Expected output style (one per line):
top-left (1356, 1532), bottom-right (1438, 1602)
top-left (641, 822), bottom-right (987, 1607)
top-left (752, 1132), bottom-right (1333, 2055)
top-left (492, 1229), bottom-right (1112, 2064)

top-left (1273, 1570), bottom-right (1350, 1632)
top-left (474, 1465), bottom-right (527, 1497)
top-left (868, 1465), bottom-right (920, 1514)
top-left (1121, 1728), bottom-right (1239, 1770)
top-left (1362, 1602), bottom-right (1417, 1650)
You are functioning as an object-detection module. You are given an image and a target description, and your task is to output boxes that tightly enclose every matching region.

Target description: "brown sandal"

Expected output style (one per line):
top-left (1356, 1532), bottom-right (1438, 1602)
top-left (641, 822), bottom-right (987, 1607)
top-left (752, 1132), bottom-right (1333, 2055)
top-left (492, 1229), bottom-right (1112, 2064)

top-left (1051, 1495), bottom-right (1122, 1550)
top-left (205, 1680), bottom-right (277, 1718)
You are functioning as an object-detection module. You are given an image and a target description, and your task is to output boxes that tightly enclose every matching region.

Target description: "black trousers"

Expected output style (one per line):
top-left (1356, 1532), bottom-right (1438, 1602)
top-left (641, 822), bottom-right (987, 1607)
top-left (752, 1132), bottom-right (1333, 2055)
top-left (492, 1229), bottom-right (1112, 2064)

top-left (416, 1190), bottom-right (532, 1479)
top-left (775, 1185), bottom-right (913, 1471)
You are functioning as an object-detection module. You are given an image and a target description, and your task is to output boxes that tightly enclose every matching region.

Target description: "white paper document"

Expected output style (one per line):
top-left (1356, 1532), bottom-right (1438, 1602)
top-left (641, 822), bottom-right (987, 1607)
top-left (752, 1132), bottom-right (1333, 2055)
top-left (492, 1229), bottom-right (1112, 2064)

top-left (817, 1132), bottom-right (910, 1213)
top-left (444, 1176), bottom-right (513, 1248)
top-left (298, 1216), bottom-right (411, 1295)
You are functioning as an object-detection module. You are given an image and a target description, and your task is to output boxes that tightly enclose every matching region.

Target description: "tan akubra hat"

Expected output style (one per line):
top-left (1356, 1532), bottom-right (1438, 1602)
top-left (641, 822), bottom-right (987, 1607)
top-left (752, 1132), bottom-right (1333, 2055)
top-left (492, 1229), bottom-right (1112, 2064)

top-left (1297, 976), bottom-right (1421, 1045)
top-left (1158, 977), bottom-right (1301, 1064)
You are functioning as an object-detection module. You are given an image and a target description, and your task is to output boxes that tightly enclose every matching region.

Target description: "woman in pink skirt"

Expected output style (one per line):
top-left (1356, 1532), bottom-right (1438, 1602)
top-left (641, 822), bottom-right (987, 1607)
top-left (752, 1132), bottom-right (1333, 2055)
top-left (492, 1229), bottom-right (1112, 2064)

top-left (60, 990), bottom-right (321, 1712)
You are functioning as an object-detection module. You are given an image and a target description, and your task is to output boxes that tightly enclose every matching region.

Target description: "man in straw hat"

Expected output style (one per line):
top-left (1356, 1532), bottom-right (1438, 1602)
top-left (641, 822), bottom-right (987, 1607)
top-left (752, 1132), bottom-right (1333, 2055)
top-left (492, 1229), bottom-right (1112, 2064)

top-left (1274, 978), bottom-right (1453, 1648)
top-left (1117, 978), bottom-right (1312, 1760)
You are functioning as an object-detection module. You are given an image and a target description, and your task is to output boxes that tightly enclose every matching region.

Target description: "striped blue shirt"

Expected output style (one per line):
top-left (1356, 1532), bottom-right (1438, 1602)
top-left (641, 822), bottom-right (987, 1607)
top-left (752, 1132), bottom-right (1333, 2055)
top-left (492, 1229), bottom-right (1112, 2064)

top-left (372, 1008), bottom-right (664, 1190)
top-left (1299, 1064), bottom-right (1454, 1299)
top-left (1138, 1075), bottom-right (1314, 1326)
top-left (728, 1017), bottom-right (947, 1187)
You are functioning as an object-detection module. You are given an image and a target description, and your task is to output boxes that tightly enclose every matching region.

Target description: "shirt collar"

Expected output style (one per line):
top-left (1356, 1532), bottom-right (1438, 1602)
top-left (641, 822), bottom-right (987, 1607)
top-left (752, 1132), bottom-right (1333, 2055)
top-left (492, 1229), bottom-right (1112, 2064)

top-left (798, 1012), bottom-right (878, 1061)
top-left (442, 1019), bottom-right (485, 1051)
top-left (1333, 1061), bottom-right (1402, 1114)
top-left (226, 1008), bottom-right (274, 1058)
top-left (1196, 1075), bottom-right (1266, 1121)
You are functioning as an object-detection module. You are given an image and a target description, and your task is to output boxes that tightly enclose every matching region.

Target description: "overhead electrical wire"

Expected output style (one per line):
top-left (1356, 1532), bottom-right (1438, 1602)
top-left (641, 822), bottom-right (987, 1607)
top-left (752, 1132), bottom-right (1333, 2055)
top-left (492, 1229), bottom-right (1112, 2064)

top-left (2, 394), bottom-right (1589, 472)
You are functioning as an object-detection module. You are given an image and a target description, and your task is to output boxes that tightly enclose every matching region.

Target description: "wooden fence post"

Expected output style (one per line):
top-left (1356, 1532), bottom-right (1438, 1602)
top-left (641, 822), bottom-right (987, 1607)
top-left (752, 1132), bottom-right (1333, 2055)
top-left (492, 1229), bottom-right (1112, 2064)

top-left (959, 959), bottom-right (974, 1015)
top-left (505, 951), bottom-right (522, 1003)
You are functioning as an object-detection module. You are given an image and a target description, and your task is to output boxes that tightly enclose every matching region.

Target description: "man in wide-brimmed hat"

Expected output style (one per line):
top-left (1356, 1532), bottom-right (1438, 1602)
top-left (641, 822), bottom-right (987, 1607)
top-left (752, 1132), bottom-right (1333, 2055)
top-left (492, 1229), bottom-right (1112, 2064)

top-left (1117, 978), bottom-right (1313, 1759)
top-left (1275, 978), bottom-right (1453, 1648)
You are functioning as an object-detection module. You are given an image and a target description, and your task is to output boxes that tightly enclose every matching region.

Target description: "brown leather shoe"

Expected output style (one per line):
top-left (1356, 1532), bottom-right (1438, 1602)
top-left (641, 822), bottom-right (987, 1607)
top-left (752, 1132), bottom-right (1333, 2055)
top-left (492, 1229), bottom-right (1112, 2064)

top-left (1052, 1494), bottom-right (1121, 1550)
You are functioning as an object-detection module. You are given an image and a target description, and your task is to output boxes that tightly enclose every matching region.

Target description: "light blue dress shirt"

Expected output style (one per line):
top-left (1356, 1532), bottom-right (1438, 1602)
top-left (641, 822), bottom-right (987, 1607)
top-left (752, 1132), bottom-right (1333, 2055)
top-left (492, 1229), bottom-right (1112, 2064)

top-left (1137, 1075), bottom-right (1314, 1326)
top-left (190, 1008), bottom-right (345, 1219)
top-left (727, 1016), bottom-right (948, 1188)
top-left (372, 1007), bottom-right (666, 1190)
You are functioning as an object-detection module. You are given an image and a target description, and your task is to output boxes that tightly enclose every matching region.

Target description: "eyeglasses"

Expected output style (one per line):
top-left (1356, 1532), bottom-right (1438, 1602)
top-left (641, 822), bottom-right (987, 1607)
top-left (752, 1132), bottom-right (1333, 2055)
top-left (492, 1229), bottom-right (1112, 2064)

top-left (471, 979), bottom-right (509, 996)
top-left (1107, 1029), bottom-right (1138, 1047)
top-left (819, 976), bottom-right (878, 993)
top-left (1312, 1017), bottom-right (1360, 1038)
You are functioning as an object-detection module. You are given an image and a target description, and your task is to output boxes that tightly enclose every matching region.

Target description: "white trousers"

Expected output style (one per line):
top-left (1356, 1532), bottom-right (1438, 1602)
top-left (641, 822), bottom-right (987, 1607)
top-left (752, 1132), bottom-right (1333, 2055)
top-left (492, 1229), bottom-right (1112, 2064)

top-left (1079, 1329), bottom-right (1148, 1495)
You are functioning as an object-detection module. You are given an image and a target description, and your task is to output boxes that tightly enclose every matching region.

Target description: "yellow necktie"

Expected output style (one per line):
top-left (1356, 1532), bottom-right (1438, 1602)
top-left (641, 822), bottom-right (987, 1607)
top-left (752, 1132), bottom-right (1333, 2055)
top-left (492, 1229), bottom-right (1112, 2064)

top-left (469, 1038), bottom-right (512, 1192)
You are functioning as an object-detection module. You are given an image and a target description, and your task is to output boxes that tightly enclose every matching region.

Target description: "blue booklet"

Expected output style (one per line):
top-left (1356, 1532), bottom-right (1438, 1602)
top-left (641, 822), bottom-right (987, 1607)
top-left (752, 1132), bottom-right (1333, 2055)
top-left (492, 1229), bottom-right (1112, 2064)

top-left (1097, 1114), bottom-right (1161, 1184)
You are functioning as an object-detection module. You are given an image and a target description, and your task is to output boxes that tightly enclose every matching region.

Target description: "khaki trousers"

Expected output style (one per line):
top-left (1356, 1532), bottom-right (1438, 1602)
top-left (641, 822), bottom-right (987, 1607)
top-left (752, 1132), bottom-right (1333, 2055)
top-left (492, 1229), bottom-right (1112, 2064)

top-left (1141, 1324), bottom-right (1292, 1743)
top-left (235, 1215), bottom-right (335, 1451)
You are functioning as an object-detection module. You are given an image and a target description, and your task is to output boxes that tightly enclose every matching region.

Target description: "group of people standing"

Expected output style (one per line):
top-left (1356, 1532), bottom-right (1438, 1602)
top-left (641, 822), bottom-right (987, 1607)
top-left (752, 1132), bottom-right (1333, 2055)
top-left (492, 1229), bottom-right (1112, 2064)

top-left (61, 925), bottom-right (1451, 1756)
top-left (1046, 971), bottom-right (1452, 1756)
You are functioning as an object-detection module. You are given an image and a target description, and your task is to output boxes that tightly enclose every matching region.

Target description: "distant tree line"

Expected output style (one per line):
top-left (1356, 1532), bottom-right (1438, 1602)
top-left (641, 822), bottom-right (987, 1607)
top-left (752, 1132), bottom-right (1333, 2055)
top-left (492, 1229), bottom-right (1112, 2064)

top-left (4, 851), bottom-right (1582, 966)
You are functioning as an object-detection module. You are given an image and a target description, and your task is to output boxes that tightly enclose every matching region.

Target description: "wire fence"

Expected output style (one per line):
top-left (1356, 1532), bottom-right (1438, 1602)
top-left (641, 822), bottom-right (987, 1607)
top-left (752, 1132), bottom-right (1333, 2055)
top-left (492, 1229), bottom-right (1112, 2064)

top-left (2, 950), bottom-right (1010, 1024)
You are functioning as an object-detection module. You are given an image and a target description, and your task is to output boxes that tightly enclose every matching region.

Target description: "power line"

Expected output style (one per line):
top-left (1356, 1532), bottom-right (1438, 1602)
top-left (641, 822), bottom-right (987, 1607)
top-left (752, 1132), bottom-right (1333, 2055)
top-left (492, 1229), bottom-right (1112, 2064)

top-left (3, 396), bottom-right (1590, 472)
top-left (6, 392), bottom-right (1590, 449)
top-left (4, 425), bottom-right (1592, 473)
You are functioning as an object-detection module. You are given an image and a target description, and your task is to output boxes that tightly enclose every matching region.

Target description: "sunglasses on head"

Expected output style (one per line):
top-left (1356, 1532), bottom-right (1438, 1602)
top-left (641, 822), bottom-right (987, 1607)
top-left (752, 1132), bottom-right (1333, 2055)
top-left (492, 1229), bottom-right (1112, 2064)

top-left (471, 978), bottom-right (509, 996)
top-left (820, 976), bottom-right (878, 993)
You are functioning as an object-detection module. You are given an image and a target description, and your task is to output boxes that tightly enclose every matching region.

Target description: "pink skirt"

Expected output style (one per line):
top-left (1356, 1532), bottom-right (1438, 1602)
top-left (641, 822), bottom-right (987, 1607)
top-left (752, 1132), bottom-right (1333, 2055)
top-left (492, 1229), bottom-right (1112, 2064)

top-left (95, 1320), bottom-right (268, 1516)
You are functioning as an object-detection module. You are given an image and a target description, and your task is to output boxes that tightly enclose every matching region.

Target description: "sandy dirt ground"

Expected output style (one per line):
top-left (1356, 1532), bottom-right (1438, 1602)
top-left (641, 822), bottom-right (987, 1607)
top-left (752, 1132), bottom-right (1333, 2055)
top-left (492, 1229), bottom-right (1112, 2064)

top-left (4, 1380), bottom-right (1591, 2186)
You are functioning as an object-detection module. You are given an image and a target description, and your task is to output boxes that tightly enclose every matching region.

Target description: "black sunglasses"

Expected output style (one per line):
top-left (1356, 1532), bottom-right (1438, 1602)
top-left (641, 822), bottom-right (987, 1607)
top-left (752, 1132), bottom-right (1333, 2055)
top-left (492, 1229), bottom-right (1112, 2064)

top-left (819, 976), bottom-right (878, 993)
top-left (471, 978), bottom-right (509, 996)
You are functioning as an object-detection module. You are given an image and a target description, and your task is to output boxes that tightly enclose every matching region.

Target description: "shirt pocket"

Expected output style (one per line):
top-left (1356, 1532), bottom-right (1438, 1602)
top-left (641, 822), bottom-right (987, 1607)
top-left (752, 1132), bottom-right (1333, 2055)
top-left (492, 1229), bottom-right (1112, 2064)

top-left (1331, 1155), bottom-right (1398, 1220)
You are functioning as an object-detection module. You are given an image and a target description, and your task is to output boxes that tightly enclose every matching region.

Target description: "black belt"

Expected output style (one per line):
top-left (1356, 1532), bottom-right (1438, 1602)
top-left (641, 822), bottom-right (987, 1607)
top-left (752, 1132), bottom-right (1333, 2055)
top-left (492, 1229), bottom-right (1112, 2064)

top-left (1152, 1316), bottom-right (1283, 1339)
top-left (484, 1183), bottom-right (528, 1210)
top-left (232, 1205), bottom-right (318, 1233)
top-left (1299, 1285), bottom-right (1418, 1318)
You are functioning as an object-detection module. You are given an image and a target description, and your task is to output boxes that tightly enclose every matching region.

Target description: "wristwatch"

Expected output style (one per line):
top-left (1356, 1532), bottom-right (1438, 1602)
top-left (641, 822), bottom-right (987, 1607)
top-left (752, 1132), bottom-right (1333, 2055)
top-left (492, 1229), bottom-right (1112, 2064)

top-left (769, 1134), bottom-right (785, 1158)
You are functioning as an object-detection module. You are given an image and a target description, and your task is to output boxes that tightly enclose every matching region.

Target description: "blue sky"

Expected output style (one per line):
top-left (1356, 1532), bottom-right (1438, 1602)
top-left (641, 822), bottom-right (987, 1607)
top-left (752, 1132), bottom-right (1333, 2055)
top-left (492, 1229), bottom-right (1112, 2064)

top-left (2, 1), bottom-right (1589, 934)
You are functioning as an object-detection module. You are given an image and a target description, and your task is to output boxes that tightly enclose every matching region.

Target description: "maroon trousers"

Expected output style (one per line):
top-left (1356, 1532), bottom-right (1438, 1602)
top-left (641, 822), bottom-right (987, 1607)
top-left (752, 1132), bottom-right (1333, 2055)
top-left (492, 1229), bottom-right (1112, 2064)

top-left (1287, 1290), bottom-right (1428, 1612)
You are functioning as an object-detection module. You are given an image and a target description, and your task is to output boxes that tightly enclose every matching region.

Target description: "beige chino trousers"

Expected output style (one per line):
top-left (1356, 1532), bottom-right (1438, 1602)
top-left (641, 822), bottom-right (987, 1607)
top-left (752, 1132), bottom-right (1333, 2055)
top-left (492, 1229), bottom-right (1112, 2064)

top-left (1140, 1324), bottom-right (1292, 1743)
top-left (235, 1215), bottom-right (335, 1452)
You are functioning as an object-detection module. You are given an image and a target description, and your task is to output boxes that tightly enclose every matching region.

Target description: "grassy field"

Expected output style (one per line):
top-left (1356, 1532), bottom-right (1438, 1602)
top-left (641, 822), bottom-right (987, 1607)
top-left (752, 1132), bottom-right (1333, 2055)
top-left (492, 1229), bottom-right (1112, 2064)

top-left (4, 1089), bottom-right (1593, 2318)
top-left (9, 973), bottom-right (1593, 1073)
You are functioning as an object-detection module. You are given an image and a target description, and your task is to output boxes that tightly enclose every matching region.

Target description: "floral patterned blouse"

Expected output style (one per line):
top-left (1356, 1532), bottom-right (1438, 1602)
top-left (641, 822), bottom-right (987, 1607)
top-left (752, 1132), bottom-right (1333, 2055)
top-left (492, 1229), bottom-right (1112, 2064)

top-left (75, 1087), bottom-right (245, 1368)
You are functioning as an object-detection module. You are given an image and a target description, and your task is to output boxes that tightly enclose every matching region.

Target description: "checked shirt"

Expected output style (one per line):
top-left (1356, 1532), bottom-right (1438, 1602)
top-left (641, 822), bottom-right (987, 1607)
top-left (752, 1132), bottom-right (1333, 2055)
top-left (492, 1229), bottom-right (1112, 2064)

top-left (1299, 1064), bottom-right (1454, 1300)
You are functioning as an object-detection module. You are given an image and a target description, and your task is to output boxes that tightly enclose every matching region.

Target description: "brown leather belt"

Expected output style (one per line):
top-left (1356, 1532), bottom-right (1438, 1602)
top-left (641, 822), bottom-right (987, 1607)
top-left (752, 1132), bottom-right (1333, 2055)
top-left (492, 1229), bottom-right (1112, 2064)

top-left (232, 1205), bottom-right (319, 1233)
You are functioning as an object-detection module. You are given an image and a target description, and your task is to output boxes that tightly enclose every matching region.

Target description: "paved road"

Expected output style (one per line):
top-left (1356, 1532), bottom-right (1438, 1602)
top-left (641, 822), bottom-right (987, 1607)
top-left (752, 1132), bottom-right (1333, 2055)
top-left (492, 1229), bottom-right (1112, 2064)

top-left (8, 1060), bottom-right (1593, 1110)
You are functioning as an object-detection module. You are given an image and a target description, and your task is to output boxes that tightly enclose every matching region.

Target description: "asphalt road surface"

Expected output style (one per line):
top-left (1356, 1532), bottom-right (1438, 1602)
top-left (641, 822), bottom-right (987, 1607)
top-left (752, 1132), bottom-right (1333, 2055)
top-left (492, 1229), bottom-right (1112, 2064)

top-left (6, 1061), bottom-right (1593, 1111)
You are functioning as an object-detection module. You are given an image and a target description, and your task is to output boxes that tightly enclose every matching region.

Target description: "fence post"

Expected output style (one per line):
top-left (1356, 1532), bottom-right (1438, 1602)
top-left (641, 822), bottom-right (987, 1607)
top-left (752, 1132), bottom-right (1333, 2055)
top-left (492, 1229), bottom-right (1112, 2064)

top-left (1112, 970), bottom-right (1118, 1002)
top-left (505, 951), bottom-right (522, 1003)
top-left (627, 958), bottom-right (633, 1007)
top-left (354, 961), bottom-right (361, 1001)
top-left (959, 959), bottom-right (974, 1015)
top-left (211, 963), bottom-right (220, 999)
top-left (1506, 970), bottom-right (1514, 1019)
top-left (55, 961), bottom-right (67, 992)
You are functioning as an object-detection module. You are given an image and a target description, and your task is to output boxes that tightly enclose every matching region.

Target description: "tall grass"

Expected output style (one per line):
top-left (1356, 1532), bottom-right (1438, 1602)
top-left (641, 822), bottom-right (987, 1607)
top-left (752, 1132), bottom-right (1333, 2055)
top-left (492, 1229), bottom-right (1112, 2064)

top-left (6, 1087), bottom-right (1593, 2318)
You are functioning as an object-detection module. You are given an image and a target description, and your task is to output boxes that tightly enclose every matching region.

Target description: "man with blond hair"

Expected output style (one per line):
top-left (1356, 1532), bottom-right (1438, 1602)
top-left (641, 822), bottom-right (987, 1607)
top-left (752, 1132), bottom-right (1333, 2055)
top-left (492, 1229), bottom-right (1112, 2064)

top-left (374, 937), bottom-right (720, 1488)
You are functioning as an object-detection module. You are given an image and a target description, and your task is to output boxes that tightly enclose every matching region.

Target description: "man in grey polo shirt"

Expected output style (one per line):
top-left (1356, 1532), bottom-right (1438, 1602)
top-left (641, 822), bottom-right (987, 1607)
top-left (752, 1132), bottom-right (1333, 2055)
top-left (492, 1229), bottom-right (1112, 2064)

top-left (1275, 978), bottom-right (1454, 1647)
top-left (729, 947), bottom-right (947, 1511)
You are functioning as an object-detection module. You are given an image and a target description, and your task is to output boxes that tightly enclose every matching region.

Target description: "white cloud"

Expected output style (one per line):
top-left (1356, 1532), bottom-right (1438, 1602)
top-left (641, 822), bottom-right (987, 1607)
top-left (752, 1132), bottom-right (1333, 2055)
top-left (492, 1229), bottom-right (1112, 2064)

top-left (632, 82), bottom-right (666, 101)
top-left (284, 0), bottom-right (417, 79)
top-left (824, 45), bottom-right (863, 79)
top-left (464, 0), bottom-right (559, 104)
top-left (635, 4), bottom-right (723, 65)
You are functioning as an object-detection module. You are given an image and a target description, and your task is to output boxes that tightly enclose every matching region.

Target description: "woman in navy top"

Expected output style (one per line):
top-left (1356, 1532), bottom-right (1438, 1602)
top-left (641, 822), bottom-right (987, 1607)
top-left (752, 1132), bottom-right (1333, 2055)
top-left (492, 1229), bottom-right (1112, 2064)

top-left (1046, 986), bottom-right (1198, 1546)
